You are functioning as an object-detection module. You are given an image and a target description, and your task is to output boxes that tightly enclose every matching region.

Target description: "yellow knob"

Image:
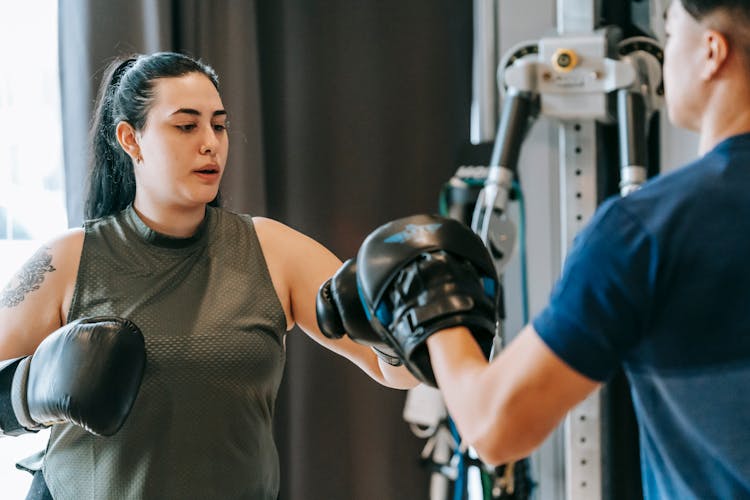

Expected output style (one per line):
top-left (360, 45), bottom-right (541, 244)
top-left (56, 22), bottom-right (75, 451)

top-left (552, 48), bottom-right (578, 72)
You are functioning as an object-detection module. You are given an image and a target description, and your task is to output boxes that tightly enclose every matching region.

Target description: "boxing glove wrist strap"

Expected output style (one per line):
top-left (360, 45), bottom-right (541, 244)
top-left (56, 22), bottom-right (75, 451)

top-left (372, 346), bottom-right (403, 366)
top-left (0, 357), bottom-right (37, 436)
top-left (11, 357), bottom-right (46, 431)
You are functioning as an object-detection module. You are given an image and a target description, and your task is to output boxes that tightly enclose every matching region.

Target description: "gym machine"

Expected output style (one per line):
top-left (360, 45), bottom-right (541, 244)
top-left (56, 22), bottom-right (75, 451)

top-left (402, 0), bottom-right (665, 498)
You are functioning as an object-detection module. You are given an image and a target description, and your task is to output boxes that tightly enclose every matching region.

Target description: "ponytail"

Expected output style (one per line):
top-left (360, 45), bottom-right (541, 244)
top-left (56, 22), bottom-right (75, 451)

top-left (85, 57), bottom-right (138, 220)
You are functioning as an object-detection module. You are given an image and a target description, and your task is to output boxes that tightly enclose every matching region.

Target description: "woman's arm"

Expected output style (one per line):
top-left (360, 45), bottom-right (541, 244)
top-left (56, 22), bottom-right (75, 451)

top-left (254, 217), bottom-right (418, 389)
top-left (0, 229), bottom-right (84, 359)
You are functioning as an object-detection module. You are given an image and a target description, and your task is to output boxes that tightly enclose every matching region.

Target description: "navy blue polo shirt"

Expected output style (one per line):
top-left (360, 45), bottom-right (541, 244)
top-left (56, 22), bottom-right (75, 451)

top-left (534, 133), bottom-right (750, 499)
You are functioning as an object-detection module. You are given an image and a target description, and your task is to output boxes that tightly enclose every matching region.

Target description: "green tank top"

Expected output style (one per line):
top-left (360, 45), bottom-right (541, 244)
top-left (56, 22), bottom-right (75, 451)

top-left (43, 205), bottom-right (287, 499)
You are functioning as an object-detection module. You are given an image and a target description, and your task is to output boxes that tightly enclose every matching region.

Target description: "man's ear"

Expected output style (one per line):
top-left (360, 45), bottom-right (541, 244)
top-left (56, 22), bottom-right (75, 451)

top-left (702, 29), bottom-right (729, 80)
top-left (115, 121), bottom-right (142, 163)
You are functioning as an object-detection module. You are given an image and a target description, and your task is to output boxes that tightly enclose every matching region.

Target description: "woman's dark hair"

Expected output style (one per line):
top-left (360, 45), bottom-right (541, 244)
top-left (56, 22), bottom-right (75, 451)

top-left (85, 52), bottom-right (222, 219)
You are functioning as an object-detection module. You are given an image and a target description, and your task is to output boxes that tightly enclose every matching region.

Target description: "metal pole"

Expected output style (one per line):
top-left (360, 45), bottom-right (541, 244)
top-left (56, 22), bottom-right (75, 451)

top-left (556, 1), bottom-right (603, 499)
top-left (471, 0), bottom-right (499, 144)
top-left (557, 0), bottom-right (598, 34)
top-left (557, 119), bottom-right (602, 500)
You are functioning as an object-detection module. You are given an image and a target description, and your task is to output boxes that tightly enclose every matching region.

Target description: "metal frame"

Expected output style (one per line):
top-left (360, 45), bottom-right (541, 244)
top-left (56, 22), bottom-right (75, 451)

top-left (556, 1), bottom-right (605, 499)
top-left (559, 119), bottom-right (603, 499)
top-left (471, 0), bottom-right (501, 145)
top-left (557, 0), bottom-right (598, 34)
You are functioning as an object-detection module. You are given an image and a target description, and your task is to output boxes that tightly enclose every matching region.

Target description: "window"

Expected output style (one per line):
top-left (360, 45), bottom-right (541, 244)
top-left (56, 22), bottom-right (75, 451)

top-left (1, 1), bottom-right (64, 497)
top-left (0, 2), bottom-right (66, 241)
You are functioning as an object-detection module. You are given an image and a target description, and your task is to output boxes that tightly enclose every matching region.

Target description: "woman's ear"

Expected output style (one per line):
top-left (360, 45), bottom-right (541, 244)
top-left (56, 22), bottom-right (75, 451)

top-left (115, 121), bottom-right (142, 164)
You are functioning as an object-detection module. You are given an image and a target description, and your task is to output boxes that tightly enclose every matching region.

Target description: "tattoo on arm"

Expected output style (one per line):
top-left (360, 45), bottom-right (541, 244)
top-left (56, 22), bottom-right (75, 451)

top-left (0, 247), bottom-right (57, 308)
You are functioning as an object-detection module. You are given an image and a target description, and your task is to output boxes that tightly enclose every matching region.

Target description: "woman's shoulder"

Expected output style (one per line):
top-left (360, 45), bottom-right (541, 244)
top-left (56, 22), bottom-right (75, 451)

top-left (250, 215), bottom-right (286, 232)
top-left (250, 216), bottom-right (301, 251)
top-left (250, 216), bottom-right (324, 249)
top-left (250, 217), bottom-right (339, 274)
top-left (5, 228), bottom-right (84, 289)
top-left (46, 227), bottom-right (86, 259)
top-left (44, 228), bottom-right (86, 293)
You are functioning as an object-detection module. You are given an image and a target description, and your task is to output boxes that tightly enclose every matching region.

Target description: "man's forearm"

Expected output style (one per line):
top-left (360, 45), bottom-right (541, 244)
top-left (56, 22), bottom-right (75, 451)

top-left (426, 327), bottom-right (499, 450)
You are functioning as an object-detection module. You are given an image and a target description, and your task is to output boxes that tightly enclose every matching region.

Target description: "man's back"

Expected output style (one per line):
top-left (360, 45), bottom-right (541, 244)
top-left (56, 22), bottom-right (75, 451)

top-left (627, 134), bottom-right (750, 498)
top-left (536, 133), bottom-right (750, 498)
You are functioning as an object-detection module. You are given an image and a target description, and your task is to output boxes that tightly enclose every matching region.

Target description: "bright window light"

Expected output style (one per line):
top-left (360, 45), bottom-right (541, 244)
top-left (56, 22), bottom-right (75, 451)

top-left (1, 1), bottom-right (64, 497)
top-left (0, 2), bottom-right (66, 240)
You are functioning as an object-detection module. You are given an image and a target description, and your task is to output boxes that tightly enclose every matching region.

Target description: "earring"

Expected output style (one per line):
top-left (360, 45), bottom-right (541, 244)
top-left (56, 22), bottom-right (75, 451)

top-left (136, 154), bottom-right (143, 164)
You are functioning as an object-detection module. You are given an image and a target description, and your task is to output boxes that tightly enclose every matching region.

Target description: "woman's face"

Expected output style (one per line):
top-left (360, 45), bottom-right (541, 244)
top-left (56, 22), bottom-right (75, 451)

top-left (134, 72), bottom-right (229, 211)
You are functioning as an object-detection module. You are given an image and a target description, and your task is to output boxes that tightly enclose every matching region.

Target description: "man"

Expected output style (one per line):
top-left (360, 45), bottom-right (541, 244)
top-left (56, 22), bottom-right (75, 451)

top-left (323, 1), bottom-right (750, 498)
top-left (423, 1), bottom-right (750, 497)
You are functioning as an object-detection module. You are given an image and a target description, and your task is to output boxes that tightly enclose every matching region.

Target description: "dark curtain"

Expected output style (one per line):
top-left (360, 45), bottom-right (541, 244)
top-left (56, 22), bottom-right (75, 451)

top-left (59, 1), bottom-right (473, 498)
top-left (254, 3), bottom-right (645, 499)
top-left (257, 2), bottom-right (473, 499)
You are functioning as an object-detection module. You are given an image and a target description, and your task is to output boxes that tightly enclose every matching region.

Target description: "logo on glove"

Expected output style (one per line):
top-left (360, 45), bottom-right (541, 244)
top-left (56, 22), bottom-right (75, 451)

top-left (384, 223), bottom-right (442, 245)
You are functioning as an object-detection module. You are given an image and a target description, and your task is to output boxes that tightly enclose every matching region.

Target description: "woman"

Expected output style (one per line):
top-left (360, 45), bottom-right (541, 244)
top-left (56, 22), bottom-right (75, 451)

top-left (0, 52), bottom-right (416, 499)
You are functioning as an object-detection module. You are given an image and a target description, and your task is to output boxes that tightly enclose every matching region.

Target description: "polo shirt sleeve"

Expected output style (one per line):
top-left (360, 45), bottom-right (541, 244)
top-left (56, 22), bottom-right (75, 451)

top-left (532, 198), bottom-right (657, 382)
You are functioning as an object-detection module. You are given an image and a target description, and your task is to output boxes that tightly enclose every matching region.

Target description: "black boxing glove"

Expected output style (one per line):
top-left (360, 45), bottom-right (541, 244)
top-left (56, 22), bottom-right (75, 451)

top-left (316, 259), bottom-right (402, 366)
top-left (356, 215), bottom-right (499, 386)
top-left (2, 317), bottom-right (146, 437)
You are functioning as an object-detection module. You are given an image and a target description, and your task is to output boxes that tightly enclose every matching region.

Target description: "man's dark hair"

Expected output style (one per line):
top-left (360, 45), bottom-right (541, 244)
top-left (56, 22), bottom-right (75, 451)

top-left (680, 0), bottom-right (750, 69)
top-left (681, 0), bottom-right (750, 20)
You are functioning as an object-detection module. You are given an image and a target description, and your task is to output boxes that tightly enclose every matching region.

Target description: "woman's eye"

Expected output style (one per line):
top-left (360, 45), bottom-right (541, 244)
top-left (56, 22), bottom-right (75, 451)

top-left (213, 122), bottom-right (228, 132)
top-left (177, 124), bottom-right (197, 132)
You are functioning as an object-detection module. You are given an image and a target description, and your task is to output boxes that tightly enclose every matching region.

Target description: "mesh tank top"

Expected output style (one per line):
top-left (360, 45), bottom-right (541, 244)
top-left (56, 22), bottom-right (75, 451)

top-left (43, 205), bottom-right (287, 499)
